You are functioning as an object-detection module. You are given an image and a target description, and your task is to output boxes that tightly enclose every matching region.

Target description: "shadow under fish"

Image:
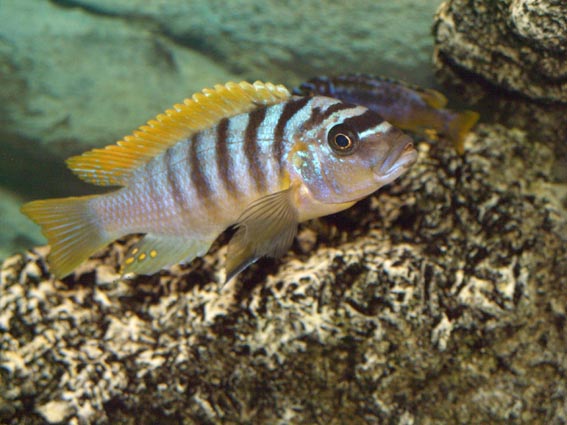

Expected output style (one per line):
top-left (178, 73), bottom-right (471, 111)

top-left (294, 74), bottom-right (479, 155)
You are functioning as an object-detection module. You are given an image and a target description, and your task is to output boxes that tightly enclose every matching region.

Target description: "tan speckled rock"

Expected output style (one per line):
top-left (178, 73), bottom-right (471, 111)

top-left (1, 124), bottom-right (566, 424)
top-left (433, 0), bottom-right (567, 103)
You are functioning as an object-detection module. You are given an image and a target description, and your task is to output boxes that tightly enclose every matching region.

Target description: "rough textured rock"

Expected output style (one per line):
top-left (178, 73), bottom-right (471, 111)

top-left (432, 0), bottom-right (567, 103)
top-left (2, 124), bottom-right (566, 424)
top-left (432, 62), bottom-right (567, 184)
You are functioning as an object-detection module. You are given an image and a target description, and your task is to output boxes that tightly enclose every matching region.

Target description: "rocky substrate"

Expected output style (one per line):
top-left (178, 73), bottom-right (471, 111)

top-left (433, 0), bottom-right (567, 104)
top-left (1, 124), bottom-right (566, 424)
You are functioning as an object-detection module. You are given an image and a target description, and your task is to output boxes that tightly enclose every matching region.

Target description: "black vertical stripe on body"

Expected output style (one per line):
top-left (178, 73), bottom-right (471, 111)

top-left (215, 118), bottom-right (238, 195)
top-left (164, 148), bottom-right (184, 209)
top-left (341, 109), bottom-right (384, 133)
top-left (189, 132), bottom-right (212, 202)
top-left (272, 97), bottom-right (312, 164)
top-left (244, 107), bottom-right (268, 192)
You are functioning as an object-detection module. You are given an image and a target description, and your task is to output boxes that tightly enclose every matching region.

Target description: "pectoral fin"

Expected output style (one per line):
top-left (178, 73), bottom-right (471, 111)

top-left (225, 189), bottom-right (299, 282)
top-left (121, 234), bottom-right (213, 276)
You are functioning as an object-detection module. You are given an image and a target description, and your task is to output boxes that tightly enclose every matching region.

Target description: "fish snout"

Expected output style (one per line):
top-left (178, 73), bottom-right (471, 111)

top-left (374, 130), bottom-right (417, 176)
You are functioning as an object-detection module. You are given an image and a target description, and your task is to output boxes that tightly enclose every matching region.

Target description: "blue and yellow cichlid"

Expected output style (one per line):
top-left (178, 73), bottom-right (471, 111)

top-left (295, 74), bottom-right (479, 155)
top-left (21, 81), bottom-right (417, 281)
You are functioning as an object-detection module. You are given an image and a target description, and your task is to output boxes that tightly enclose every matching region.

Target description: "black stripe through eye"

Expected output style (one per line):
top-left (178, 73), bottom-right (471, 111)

top-left (341, 110), bottom-right (383, 134)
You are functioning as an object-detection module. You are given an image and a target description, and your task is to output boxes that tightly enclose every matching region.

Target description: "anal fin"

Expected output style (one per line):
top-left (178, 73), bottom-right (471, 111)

top-left (121, 234), bottom-right (213, 276)
top-left (225, 188), bottom-right (299, 282)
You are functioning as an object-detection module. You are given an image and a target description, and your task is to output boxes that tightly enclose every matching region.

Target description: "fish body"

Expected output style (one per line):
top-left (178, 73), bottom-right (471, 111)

top-left (21, 81), bottom-right (417, 280)
top-left (295, 74), bottom-right (479, 155)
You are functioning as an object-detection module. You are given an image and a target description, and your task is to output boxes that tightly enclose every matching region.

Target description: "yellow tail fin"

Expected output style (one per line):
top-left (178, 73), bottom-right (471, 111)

top-left (447, 110), bottom-right (480, 155)
top-left (21, 195), bottom-right (111, 278)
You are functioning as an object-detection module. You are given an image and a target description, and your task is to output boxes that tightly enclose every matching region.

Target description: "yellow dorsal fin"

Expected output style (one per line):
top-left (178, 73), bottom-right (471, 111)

top-left (66, 81), bottom-right (292, 186)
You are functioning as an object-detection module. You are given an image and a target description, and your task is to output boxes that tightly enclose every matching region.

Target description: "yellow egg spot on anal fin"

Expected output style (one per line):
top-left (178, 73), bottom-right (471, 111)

top-left (121, 234), bottom-right (214, 276)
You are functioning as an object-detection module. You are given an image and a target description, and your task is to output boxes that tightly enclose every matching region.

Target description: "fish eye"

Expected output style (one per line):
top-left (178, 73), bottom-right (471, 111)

top-left (327, 124), bottom-right (359, 156)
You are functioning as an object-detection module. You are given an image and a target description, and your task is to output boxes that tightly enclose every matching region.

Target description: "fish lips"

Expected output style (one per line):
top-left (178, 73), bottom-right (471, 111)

top-left (372, 134), bottom-right (417, 182)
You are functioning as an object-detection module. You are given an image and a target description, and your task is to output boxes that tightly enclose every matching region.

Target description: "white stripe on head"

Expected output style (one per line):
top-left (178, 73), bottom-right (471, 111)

top-left (359, 121), bottom-right (393, 139)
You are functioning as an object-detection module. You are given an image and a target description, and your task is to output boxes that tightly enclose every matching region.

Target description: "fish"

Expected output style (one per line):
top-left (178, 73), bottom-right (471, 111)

top-left (294, 74), bottom-right (479, 155)
top-left (21, 81), bottom-right (417, 281)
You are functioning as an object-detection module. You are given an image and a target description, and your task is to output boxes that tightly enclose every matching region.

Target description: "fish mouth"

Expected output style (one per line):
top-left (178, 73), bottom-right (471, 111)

top-left (373, 134), bottom-right (417, 180)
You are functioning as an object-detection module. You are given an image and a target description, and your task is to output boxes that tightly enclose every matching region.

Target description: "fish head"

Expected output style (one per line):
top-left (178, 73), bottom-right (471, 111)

top-left (293, 98), bottom-right (417, 206)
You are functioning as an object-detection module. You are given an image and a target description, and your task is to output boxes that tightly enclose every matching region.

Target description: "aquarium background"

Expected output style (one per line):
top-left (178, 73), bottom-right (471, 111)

top-left (0, 0), bottom-right (445, 261)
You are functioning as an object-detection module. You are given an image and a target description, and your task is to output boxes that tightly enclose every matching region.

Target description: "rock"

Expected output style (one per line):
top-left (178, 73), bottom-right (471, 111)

top-left (0, 0), bottom-right (235, 160)
top-left (431, 0), bottom-right (567, 187)
top-left (432, 0), bottom-right (567, 103)
top-left (36, 400), bottom-right (74, 424)
top-left (55, 0), bottom-right (443, 87)
top-left (1, 124), bottom-right (566, 424)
